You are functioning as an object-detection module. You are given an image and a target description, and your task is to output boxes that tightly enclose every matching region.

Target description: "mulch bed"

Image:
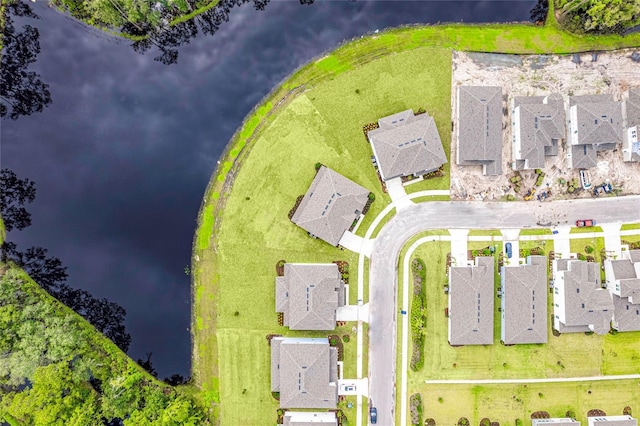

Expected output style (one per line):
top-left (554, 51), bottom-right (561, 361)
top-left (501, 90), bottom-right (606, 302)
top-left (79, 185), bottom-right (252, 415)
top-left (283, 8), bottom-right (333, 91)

top-left (266, 334), bottom-right (282, 346)
top-left (362, 194), bottom-right (375, 215)
top-left (328, 334), bottom-right (344, 361)
top-left (588, 409), bottom-right (607, 417)
top-left (275, 260), bottom-right (286, 276)
top-left (409, 393), bottom-right (423, 426)
top-left (362, 122), bottom-right (379, 140)
top-left (531, 411), bottom-right (550, 419)
top-left (288, 195), bottom-right (304, 220)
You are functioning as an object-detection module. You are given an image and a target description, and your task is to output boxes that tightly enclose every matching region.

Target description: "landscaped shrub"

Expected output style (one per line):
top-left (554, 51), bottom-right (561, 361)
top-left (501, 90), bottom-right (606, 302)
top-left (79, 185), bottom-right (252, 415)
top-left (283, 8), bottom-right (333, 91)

top-left (565, 411), bottom-right (576, 419)
top-left (368, 192), bottom-right (376, 201)
top-left (410, 393), bottom-right (423, 426)
top-left (585, 245), bottom-right (594, 254)
top-left (458, 417), bottom-right (470, 426)
top-left (480, 418), bottom-right (491, 426)
top-left (515, 420), bottom-right (523, 426)
top-left (315, 162), bottom-right (323, 171)
top-left (624, 406), bottom-right (632, 416)
top-left (426, 418), bottom-right (436, 426)
top-left (342, 334), bottom-right (350, 343)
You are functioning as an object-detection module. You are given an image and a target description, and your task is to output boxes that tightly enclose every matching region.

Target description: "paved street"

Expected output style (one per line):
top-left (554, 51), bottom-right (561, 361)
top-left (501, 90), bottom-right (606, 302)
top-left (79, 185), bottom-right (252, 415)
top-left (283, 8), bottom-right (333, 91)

top-left (367, 196), bottom-right (640, 426)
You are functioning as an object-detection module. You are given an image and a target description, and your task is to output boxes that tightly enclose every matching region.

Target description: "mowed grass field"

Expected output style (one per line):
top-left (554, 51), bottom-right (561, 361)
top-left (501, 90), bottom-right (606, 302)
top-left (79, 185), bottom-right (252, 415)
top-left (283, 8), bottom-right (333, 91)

top-left (197, 47), bottom-right (453, 425)
top-left (419, 379), bottom-right (640, 426)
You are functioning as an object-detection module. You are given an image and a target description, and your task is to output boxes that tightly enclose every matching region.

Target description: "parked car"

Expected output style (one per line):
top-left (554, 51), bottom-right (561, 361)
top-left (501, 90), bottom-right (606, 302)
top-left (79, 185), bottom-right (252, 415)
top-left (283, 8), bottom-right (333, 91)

top-left (369, 406), bottom-right (377, 424)
top-left (576, 219), bottom-right (596, 227)
top-left (579, 170), bottom-right (592, 189)
top-left (505, 242), bottom-right (512, 259)
top-left (341, 384), bottom-right (356, 392)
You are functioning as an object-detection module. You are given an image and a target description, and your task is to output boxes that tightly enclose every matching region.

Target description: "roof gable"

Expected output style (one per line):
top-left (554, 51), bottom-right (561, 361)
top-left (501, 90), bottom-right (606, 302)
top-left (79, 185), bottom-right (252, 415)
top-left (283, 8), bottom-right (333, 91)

top-left (276, 264), bottom-right (344, 330)
top-left (449, 257), bottom-right (495, 345)
top-left (457, 86), bottom-right (503, 175)
top-left (570, 95), bottom-right (623, 146)
top-left (291, 166), bottom-right (369, 246)
top-left (368, 110), bottom-right (447, 180)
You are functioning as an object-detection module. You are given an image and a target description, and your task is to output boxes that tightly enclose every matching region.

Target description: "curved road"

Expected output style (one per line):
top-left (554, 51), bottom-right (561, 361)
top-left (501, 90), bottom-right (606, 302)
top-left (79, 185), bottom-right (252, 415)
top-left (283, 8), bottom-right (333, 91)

top-left (367, 196), bottom-right (640, 425)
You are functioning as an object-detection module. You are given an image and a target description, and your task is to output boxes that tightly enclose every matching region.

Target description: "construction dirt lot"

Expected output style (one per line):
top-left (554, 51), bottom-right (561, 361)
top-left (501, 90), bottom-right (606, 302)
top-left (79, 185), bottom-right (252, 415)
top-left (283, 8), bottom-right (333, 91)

top-left (450, 49), bottom-right (640, 201)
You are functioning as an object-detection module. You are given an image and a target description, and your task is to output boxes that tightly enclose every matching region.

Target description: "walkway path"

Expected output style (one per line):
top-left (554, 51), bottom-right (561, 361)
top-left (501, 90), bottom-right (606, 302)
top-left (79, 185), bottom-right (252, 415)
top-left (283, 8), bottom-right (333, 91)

top-left (424, 374), bottom-right (640, 384)
top-left (386, 177), bottom-right (413, 210)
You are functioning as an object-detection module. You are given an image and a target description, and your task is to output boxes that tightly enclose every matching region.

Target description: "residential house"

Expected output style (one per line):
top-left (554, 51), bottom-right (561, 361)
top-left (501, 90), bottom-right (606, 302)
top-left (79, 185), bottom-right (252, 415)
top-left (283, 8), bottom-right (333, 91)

top-left (291, 165), bottom-right (369, 246)
top-left (588, 416), bottom-right (637, 426)
top-left (532, 419), bottom-right (580, 426)
top-left (276, 263), bottom-right (346, 331)
top-left (552, 259), bottom-right (613, 334)
top-left (511, 94), bottom-right (565, 170)
top-left (500, 256), bottom-right (548, 344)
top-left (283, 411), bottom-right (338, 425)
top-left (367, 109), bottom-right (447, 181)
top-left (623, 88), bottom-right (640, 162)
top-left (271, 337), bottom-right (338, 409)
top-left (567, 95), bottom-right (623, 168)
top-left (456, 86), bottom-right (503, 175)
top-left (448, 257), bottom-right (495, 345)
top-left (604, 249), bottom-right (640, 331)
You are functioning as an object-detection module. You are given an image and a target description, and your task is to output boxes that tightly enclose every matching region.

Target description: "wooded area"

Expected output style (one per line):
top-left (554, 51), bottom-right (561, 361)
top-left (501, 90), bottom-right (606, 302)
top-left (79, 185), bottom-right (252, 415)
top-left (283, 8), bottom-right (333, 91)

top-left (556, 0), bottom-right (640, 33)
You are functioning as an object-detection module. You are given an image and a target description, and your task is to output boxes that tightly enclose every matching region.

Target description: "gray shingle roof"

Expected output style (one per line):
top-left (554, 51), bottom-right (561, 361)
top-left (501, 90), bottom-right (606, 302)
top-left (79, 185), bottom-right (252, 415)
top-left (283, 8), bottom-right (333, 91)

top-left (448, 257), bottom-right (495, 345)
top-left (271, 337), bottom-right (338, 409)
top-left (367, 110), bottom-right (447, 181)
top-left (570, 144), bottom-right (598, 169)
top-left (456, 86), bottom-right (503, 175)
top-left (612, 294), bottom-right (640, 332)
top-left (512, 94), bottom-right (565, 169)
top-left (283, 411), bottom-right (338, 425)
top-left (291, 166), bottom-right (369, 246)
top-left (500, 256), bottom-right (548, 344)
top-left (568, 95), bottom-right (623, 168)
top-left (275, 263), bottom-right (345, 330)
top-left (556, 260), bottom-right (613, 334)
top-left (627, 88), bottom-right (640, 128)
top-left (588, 416), bottom-right (638, 426)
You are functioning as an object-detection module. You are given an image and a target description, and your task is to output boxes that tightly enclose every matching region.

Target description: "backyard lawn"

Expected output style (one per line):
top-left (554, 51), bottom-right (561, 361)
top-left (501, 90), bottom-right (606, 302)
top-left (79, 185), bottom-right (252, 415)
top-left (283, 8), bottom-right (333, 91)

top-left (419, 379), bottom-right (640, 426)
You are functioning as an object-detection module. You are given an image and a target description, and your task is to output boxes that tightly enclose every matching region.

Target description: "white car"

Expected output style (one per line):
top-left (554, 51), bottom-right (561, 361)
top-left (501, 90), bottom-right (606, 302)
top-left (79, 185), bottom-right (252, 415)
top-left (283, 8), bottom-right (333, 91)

top-left (579, 170), bottom-right (591, 189)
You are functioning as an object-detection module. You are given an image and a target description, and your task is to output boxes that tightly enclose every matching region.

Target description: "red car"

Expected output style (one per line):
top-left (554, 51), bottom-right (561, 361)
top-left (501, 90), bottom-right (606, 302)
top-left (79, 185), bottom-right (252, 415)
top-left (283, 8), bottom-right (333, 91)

top-left (576, 219), bottom-right (596, 227)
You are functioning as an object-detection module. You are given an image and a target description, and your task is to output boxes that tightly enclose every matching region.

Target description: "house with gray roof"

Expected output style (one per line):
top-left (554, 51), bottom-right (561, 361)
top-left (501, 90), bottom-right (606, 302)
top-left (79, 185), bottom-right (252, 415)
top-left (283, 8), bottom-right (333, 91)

top-left (367, 109), bottom-right (447, 181)
top-left (456, 86), bottom-right (503, 175)
top-left (276, 263), bottom-right (345, 330)
top-left (500, 256), bottom-right (548, 344)
top-left (448, 256), bottom-right (495, 345)
top-left (291, 166), bottom-right (369, 246)
top-left (511, 94), bottom-right (565, 170)
top-left (283, 411), bottom-right (338, 425)
top-left (604, 249), bottom-right (640, 331)
top-left (552, 259), bottom-right (613, 334)
top-left (532, 419), bottom-right (580, 426)
top-left (588, 416), bottom-right (637, 426)
top-left (271, 337), bottom-right (338, 409)
top-left (567, 94), bottom-right (623, 168)
top-left (623, 88), bottom-right (640, 162)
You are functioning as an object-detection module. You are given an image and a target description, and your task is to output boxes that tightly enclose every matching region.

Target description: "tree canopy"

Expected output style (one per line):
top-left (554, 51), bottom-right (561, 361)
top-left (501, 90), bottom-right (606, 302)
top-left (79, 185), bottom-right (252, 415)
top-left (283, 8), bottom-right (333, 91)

top-left (0, 267), bottom-right (208, 425)
top-left (556, 0), bottom-right (640, 33)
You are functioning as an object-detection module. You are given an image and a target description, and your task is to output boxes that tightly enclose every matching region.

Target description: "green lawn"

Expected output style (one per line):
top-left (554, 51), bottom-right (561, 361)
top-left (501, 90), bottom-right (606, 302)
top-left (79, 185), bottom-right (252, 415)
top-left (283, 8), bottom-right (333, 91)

top-left (419, 379), bottom-right (640, 426)
top-left (621, 223), bottom-right (640, 231)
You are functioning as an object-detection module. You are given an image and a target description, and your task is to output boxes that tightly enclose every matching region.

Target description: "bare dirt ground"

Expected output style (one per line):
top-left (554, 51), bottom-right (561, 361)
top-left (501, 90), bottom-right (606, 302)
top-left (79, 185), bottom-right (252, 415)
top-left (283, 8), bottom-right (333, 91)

top-left (450, 50), bottom-right (640, 201)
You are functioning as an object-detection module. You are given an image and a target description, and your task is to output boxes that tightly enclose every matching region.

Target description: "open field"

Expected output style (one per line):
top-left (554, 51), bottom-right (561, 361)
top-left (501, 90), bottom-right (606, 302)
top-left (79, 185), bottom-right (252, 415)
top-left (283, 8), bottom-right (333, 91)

top-left (419, 379), bottom-right (640, 426)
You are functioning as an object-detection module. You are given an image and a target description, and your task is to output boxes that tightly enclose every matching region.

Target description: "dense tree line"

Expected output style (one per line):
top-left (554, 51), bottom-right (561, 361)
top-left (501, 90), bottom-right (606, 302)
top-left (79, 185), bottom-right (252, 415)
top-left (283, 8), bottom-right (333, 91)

top-left (556, 0), bottom-right (640, 33)
top-left (52, 0), bottom-right (313, 64)
top-left (1, 0), bottom-right (52, 120)
top-left (0, 268), bottom-right (208, 425)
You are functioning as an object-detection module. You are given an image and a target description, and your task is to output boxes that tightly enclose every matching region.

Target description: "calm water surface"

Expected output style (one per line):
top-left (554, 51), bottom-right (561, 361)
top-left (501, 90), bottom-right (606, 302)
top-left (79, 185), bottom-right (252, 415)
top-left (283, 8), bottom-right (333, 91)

top-left (2, 0), bottom-right (536, 377)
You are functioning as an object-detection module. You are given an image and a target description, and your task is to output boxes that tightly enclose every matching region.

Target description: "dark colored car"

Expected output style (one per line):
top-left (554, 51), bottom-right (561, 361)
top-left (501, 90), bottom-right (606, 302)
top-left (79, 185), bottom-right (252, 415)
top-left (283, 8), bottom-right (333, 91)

top-left (505, 242), bottom-right (512, 259)
top-left (370, 406), bottom-right (377, 424)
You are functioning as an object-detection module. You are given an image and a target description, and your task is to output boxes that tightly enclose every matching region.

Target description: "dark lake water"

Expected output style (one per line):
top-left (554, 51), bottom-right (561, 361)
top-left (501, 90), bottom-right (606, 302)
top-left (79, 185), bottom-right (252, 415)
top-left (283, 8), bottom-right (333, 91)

top-left (3, 0), bottom-right (536, 378)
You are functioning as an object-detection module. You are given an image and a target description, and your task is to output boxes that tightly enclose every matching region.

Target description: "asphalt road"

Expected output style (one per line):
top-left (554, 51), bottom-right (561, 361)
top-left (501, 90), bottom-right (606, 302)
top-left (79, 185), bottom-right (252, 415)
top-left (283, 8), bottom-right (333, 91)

top-left (367, 196), bottom-right (640, 426)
